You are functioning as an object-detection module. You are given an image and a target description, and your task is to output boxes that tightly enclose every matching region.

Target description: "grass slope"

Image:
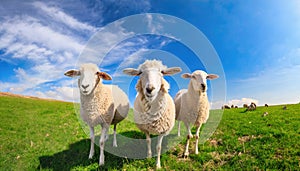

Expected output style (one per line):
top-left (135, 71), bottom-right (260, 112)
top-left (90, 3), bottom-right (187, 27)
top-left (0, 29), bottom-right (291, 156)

top-left (0, 95), bottom-right (299, 170)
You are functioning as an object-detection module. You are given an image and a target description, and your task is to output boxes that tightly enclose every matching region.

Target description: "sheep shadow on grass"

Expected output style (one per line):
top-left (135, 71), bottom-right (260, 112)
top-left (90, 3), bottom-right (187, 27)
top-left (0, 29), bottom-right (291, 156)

top-left (38, 131), bottom-right (178, 170)
top-left (38, 137), bottom-right (133, 170)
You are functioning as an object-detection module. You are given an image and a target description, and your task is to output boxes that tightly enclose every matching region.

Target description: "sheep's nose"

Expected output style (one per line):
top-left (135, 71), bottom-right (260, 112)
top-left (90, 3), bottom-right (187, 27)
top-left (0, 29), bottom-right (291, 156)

top-left (81, 84), bottom-right (89, 89)
top-left (201, 84), bottom-right (206, 90)
top-left (146, 86), bottom-right (155, 94)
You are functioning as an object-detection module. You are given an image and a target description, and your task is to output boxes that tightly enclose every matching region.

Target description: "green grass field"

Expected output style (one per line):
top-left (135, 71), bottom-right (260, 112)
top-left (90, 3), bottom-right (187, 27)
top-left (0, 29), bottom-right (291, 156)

top-left (0, 95), bottom-right (299, 170)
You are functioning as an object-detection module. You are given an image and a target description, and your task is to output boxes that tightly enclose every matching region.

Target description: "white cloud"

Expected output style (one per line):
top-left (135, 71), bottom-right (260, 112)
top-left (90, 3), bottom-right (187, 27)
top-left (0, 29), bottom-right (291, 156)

top-left (56, 86), bottom-right (80, 101)
top-left (0, 2), bottom-right (159, 103)
top-left (1, 16), bottom-right (84, 53)
top-left (146, 13), bottom-right (164, 34)
top-left (228, 98), bottom-right (259, 107)
top-left (229, 48), bottom-right (300, 106)
top-left (0, 2), bottom-right (95, 101)
top-left (32, 1), bottom-right (96, 33)
top-left (210, 100), bottom-right (226, 109)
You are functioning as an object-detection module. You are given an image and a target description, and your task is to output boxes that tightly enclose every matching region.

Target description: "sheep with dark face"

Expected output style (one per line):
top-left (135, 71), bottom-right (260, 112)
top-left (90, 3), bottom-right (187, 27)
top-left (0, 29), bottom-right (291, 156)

top-left (247, 102), bottom-right (257, 111)
top-left (64, 63), bottom-right (129, 166)
top-left (222, 105), bottom-right (231, 109)
top-left (174, 70), bottom-right (218, 157)
top-left (123, 60), bottom-right (181, 169)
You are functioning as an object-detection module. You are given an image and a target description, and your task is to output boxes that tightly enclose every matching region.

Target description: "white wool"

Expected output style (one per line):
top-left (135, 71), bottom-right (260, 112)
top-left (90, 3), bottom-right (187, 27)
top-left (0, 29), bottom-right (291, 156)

top-left (125, 59), bottom-right (179, 169)
top-left (175, 70), bottom-right (218, 157)
top-left (65, 63), bottom-right (129, 166)
top-left (138, 59), bottom-right (167, 72)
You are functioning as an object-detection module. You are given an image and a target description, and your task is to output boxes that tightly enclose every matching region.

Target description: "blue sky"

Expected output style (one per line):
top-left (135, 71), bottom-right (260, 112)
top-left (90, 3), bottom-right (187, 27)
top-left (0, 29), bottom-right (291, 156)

top-left (0, 0), bottom-right (300, 108)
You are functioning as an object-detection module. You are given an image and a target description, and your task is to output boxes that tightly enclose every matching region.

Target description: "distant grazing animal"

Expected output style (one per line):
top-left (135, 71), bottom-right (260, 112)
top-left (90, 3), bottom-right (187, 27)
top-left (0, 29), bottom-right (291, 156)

top-left (223, 105), bottom-right (231, 109)
top-left (235, 106), bottom-right (238, 108)
top-left (174, 70), bottom-right (218, 158)
top-left (64, 63), bottom-right (129, 166)
top-left (123, 59), bottom-right (181, 169)
top-left (283, 105), bottom-right (287, 110)
top-left (231, 105), bottom-right (234, 108)
top-left (243, 104), bottom-right (248, 108)
top-left (247, 102), bottom-right (256, 111)
top-left (265, 104), bottom-right (269, 107)
top-left (262, 112), bottom-right (268, 117)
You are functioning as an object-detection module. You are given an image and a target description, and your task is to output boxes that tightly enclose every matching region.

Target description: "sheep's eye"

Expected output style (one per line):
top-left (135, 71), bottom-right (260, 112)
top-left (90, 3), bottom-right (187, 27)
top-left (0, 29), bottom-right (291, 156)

top-left (192, 75), bottom-right (196, 79)
top-left (95, 72), bottom-right (99, 75)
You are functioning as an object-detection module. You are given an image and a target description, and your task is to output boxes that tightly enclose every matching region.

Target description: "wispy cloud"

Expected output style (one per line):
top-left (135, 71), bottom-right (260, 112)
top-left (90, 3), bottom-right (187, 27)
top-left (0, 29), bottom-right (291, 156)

top-left (32, 1), bottom-right (96, 33)
top-left (0, 1), bottom-right (154, 102)
top-left (229, 48), bottom-right (300, 106)
top-left (0, 2), bottom-right (94, 101)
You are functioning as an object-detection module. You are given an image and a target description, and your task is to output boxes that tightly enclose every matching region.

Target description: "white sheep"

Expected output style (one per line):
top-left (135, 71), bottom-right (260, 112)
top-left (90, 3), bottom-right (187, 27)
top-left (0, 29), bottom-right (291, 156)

top-left (175, 70), bottom-right (218, 157)
top-left (64, 63), bottom-right (129, 166)
top-left (123, 60), bottom-right (181, 169)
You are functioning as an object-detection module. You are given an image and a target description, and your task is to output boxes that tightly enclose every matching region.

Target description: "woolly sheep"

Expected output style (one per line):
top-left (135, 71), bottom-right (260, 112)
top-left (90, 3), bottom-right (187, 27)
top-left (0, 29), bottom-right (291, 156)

top-left (247, 102), bottom-right (256, 111)
top-left (222, 105), bottom-right (231, 109)
top-left (175, 70), bottom-right (218, 157)
top-left (262, 112), bottom-right (268, 117)
top-left (283, 105), bottom-right (287, 110)
top-left (123, 60), bottom-right (181, 169)
top-left (64, 63), bottom-right (129, 166)
top-left (243, 104), bottom-right (248, 108)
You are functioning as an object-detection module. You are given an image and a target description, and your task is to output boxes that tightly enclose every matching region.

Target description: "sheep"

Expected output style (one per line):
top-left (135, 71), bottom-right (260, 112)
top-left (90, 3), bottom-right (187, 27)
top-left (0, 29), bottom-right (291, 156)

top-left (64, 63), bottom-right (129, 166)
top-left (123, 59), bottom-right (181, 169)
top-left (222, 105), bottom-right (231, 109)
top-left (235, 106), bottom-right (238, 108)
top-left (265, 104), bottom-right (269, 107)
top-left (174, 70), bottom-right (218, 157)
top-left (262, 112), bottom-right (269, 117)
top-left (283, 105), bottom-right (287, 110)
top-left (247, 102), bottom-right (256, 111)
top-left (243, 104), bottom-right (248, 108)
top-left (231, 104), bottom-right (234, 108)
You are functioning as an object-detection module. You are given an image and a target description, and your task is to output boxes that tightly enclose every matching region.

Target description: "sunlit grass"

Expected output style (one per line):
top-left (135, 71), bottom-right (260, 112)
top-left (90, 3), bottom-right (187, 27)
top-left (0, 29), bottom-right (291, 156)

top-left (0, 95), bottom-right (299, 170)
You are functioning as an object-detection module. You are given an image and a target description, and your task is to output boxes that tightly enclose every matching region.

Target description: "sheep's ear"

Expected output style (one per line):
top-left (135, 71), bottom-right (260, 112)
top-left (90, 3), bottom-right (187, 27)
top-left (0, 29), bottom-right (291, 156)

top-left (162, 67), bottom-right (182, 75)
top-left (207, 74), bottom-right (219, 80)
top-left (123, 68), bottom-right (141, 76)
top-left (64, 70), bottom-right (80, 77)
top-left (97, 72), bottom-right (112, 80)
top-left (181, 73), bottom-right (192, 79)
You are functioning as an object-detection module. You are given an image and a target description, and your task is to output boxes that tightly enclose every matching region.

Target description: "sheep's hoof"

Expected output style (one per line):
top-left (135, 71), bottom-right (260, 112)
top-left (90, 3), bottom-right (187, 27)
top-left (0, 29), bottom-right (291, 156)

top-left (156, 163), bottom-right (161, 169)
top-left (99, 160), bottom-right (104, 166)
top-left (147, 153), bottom-right (152, 158)
top-left (113, 143), bottom-right (118, 147)
top-left (88, 153), bottom-right (94, 159)
top-left (183, 152), bottom-right (189, 159)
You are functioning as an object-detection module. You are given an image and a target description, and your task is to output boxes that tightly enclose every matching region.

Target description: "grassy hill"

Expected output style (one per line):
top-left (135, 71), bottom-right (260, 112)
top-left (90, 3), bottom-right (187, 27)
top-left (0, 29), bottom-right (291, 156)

top-left (0, 95), bottom-right (299, 170)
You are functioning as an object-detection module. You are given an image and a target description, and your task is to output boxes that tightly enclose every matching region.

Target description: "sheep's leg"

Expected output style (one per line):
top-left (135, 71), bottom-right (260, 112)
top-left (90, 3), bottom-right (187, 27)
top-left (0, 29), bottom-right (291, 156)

top-left (113, 124), bottom-right (117, 147)
top-left (146, 132), bottom-right (152, 158)
top-left (177, 121), bottom-right (181, 137)
top-left (184, 123), bottom-right (192, 158)
top-left (99, 124), bottom-right (108, 166)
top-left (195, 125), bottom-right (201, 155)
top-left (156, 134), bottom-right (164, 169)
top-left (89, 126), bottom-right (95, 159)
